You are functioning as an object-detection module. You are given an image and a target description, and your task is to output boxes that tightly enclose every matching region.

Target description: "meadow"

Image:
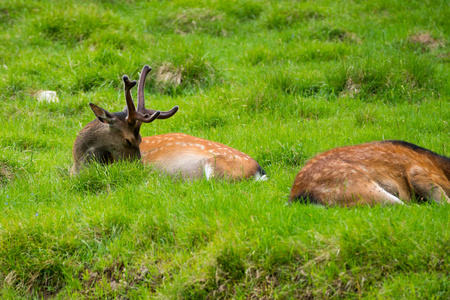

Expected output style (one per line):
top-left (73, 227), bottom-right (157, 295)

top-left (0, 0), bottom-right (449, 298)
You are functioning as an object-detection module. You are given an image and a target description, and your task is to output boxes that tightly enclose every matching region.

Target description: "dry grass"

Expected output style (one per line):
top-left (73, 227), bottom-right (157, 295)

top-left (409, 33), bottom-right (444, 52)
top-left (340, 78), bottom-right (361, 98)
top-left (155, 62), bottom-right (183, 91)
top-left (0, 162), bottom-right (13, 187)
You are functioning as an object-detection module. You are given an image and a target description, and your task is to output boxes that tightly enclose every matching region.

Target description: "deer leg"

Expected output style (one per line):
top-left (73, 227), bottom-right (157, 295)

top-left (342, 180), bottom-right (405, 206)
top-left (410, 180), bottom-right (450, 203)
top-left (328, 168), bottom-right (405, 206)
top-left (408, 168), bottom-right (450, 204)
top-left (310, 177), bottom-right (405, 206)
top-left (429, 185), bottom-right (450, 203)
top-left (291, 163), bottom-right (406, 206)
top-left (309, 181), bottom-right (405, 206)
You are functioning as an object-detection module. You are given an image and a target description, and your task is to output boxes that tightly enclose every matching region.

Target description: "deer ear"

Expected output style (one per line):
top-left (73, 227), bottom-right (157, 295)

top-left (89, 103), bottom-right (117, 124)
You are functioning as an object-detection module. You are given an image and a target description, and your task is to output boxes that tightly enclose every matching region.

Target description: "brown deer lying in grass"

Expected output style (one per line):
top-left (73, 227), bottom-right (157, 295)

top-left (289, 140), bottom-right (450, 206)
top-left (72, 65), bottom-right (266, 181)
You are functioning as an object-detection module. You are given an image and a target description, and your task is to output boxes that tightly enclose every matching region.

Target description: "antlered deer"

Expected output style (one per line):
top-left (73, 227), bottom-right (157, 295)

top-left (72, 65), bottom-right (266, 181)
top-left (289, 140), bottom-right (450, 206)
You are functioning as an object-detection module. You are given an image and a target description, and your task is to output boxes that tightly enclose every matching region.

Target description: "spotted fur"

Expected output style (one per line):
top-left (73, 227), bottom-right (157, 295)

top-left (140, 133), bottom-right (265, 180)
top-left (290, 140), bottom-right (450, 206)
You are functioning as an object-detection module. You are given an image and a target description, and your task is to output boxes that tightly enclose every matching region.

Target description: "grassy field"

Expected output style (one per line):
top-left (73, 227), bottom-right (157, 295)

top-left (0, 0), bottom-right (449, 298)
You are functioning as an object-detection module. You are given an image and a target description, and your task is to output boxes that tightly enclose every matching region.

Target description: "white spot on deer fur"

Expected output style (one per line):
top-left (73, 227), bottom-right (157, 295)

top-left (176, 142), bottom-right (186, 146)
top-left (166, 143), bottom-right (173, 146)
top-left (36, 91), bottom-right (59, 103)
top-left (244, 157), bottom-right (249, 161)
top-left (194, 143), bottom-right (205, 150)
top-left (204, 163), bottom-right (214, 180)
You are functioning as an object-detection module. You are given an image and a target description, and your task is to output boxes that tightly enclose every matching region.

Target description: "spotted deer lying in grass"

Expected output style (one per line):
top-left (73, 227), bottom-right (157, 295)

top-left (289, 140), bottom-right (450, 206)
top-left (72, 65), bottom-right (266, 181)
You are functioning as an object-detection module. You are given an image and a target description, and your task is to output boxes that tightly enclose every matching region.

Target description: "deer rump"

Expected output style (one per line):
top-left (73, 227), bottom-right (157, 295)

top-left (289, 140), bottom-right (450, 206)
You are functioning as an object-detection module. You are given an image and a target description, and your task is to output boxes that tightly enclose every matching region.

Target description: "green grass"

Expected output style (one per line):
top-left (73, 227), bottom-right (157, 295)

top-left (0, 0), bottom-right (449, 298)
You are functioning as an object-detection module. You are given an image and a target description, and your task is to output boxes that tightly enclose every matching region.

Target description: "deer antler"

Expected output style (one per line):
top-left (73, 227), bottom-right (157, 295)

top-left (123, 75), bottom-right (137, 122)
top-left (137, 65), bottom-right (179, 119)
top-left (124, 75), bottom-right (160, 124)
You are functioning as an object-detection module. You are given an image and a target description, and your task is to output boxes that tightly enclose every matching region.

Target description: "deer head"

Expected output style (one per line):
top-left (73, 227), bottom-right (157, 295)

top-left (71, 65), bottom-right (178, 175)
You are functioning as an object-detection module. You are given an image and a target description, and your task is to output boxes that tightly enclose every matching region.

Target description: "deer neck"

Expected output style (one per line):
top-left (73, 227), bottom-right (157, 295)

top-left (73, 120), bottom-right (114, 165)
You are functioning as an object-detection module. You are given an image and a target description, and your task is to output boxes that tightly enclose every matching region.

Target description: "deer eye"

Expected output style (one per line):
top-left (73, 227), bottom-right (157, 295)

top-left (126, 139), bottom-right (132, 147)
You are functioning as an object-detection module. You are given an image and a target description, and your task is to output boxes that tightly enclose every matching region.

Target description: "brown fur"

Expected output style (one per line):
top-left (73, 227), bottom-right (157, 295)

top-left (289, 140), bottom-right (450, 206)
top-left (140, 133), bottom-right (265, 180)
top-left (72, 112), bottom-right (141, 175)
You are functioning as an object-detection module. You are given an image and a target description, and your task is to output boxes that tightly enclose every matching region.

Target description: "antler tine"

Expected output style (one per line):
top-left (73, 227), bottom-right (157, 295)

top-left (137, 64), bottom-right (179, 121)
top-left (137, 65), bottom-right (152, 112)
top-left (124, 73), bottom-right (161, 124)
top-left (143, 105), bottom-right (179, 119)
top-left (123, 75), bottom-right (138, 124)
top-left (137, 110), bottom-right (161, 123)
